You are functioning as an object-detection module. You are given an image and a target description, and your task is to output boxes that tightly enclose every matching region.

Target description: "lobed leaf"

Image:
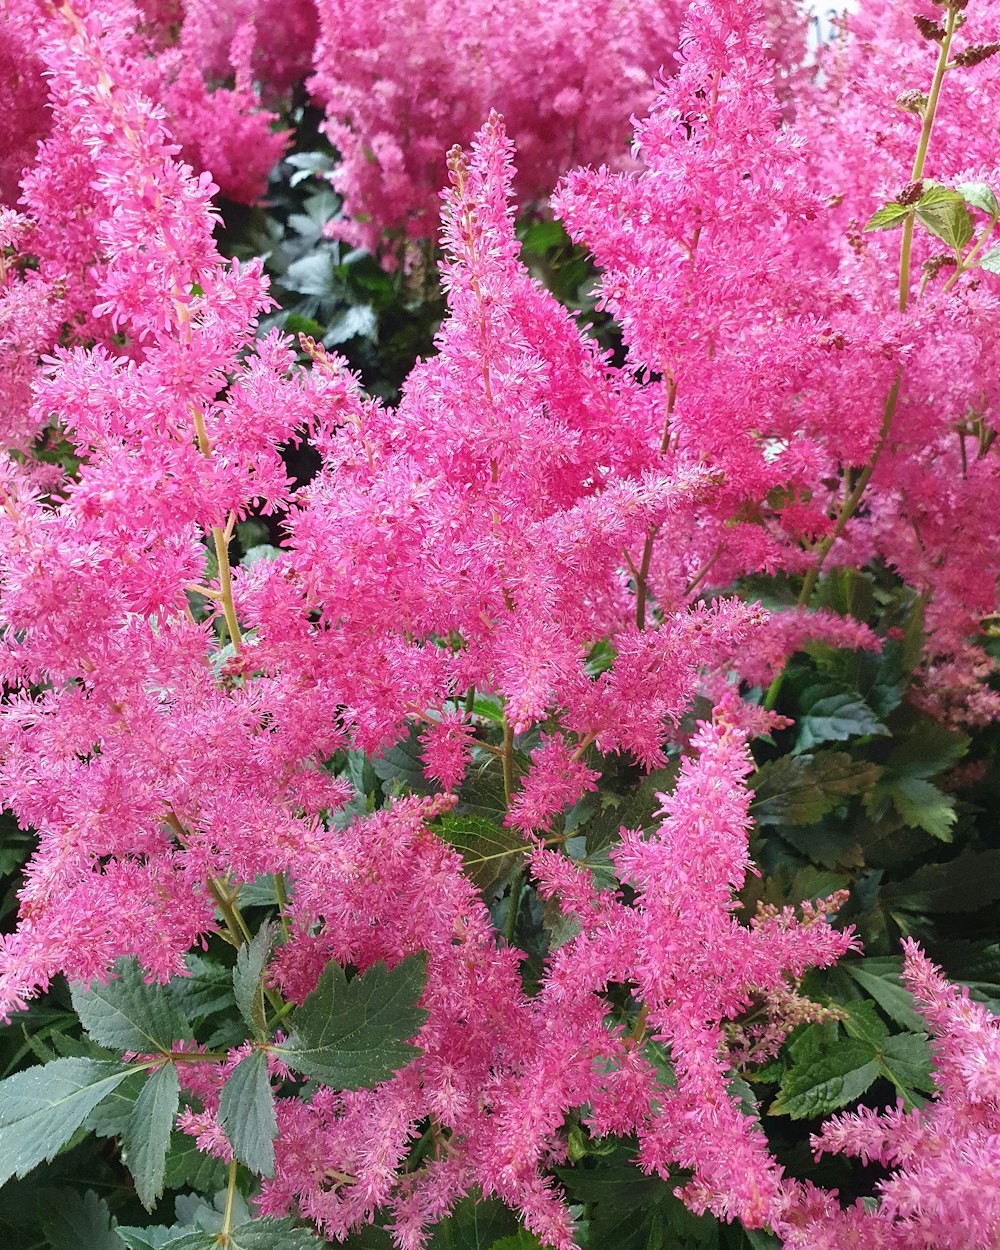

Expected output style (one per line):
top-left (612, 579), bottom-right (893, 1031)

top-left (218, 1049), bottom-right (278, 1177)
top-left (71, 959), bottom-right (191, 1054)
top-left (0, 1057), bottom-right (133, 1186)
top-left (122, 1062), bottom-right (180, 1210)
top-left (273, 955), bottom-right (427, 1090)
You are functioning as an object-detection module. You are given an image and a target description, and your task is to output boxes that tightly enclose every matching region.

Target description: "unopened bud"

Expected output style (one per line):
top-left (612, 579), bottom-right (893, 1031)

top-left (914, 13), bottom-right (946, 39)
top-left (954, 41), bottom-right (1000, 66)
top-left (898, 179), bottom-right (925, 206)
top-left (922, 253), bottom-right (957, 280)
top-left (896, 89), bottom-right (928, 113)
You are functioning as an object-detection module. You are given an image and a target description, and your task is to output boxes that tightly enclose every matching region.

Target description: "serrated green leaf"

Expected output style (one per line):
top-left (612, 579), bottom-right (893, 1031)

top-left (234, 921), bottom-right (278, 1038)
top-left (161, 1130), bottom-right (229, 1193)
top-left (929, 939), bottom-right (1000, 1011)
top-left (977, 245), bottom-right (1000, 273)
top-left (170, 955), bottom-right (235, 1022)
top-left (915, 186), bottom-right (975, 253)
top-left (283, 252), bottom-right (337, 298)
top-left (41, 1189), bottom-right (120, 1250)
top-left (864, 202), bottom-right (911, 231)
top-left (435, 815), bottom-right (527, 896)
top-left (840, 1000), bottom-right (889, 1047)
top-left (325, 305), bottom-right (377, 346)
top-left (230, 1218), bottom-right (327, 1249)
top-left (557, 1149), bottom-right (716, 1250)
top-left (957, 182), bottom-right (1000, 217)
top-left (456, 762), bottom-right (511, 822)
top-left (890, 777), bottom-right (955, 841)
top-left (122, 1062), bottom-right (180, 1210)
top-left (130, 1234), bottom-right (214, 1250)
top-left (884, 850), bottom-right (1000, 914)
top-left (116, 1231), bottom-right (178, 1250)
top-left (886, 725), bottom-right (969, 780)
top-left (487, 1234), bottom-right (544, 1250)
top-left (218, 1049), bottom-right (277, 1177)
top-left (751, 751), bottom-right (881, 826)
top-left (372, 727), bottom-right (437, 795)
top-left (272, 955), bottom-right (427, 1089)
top-left (71, 959), bottom-right (191, 1053)
top-left (425, 1193), bottom-right (520, 1250)
top-left (878, 1032), bottom-right (934, 1101)
top-left (85, 1067), bottom-right (147, 1138)
top-left (0, 1057), bottom-right (133, 1185)
top-left (771, 1039), bottom-right (880, 1119)
top-left (844, 959), bottom-right (924, 1031)
top-left (794, 693), bottom-right (888, 753)
top-left (241, 545), bottom-right (282, 567)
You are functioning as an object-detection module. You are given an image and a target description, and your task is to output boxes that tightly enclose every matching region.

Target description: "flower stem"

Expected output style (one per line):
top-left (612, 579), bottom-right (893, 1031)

top-left (765, 15), bottom-right (957, 711)
top-left (218, 1159), bottom-right (239, 1247)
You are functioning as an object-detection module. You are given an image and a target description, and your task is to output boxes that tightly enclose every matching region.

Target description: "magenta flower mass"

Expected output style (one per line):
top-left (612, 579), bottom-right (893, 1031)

top-left (0, 0), bottom-right (998, 1247)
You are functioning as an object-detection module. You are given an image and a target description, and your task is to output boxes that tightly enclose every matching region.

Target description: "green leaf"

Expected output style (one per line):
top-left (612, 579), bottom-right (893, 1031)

top-left (229, 1219), bottom-right (328, 1249)
top-left (0, 1057), bottom-right (133, 1185)
top-left (977, 245), bottom-right (1000, 273)
top-left (325, 305), bottom-right (377, 346)
top-left (116, 1231), bottom-right (179, 1250)
top-left (71, 959), bottom-right (191, 1053)
top-left (283, 252), bottom-right (337, 297)
top-left (171, 955), bottom-right (235, 1021)
top-left (161, 1130), bottom-right (229, 1193)
top-left (371, 727), bottom-right (437, 795)
top-left (864, 202), bottom-right (911, 231)
top-left (557, 1150), bottom-right (717, 1250)
top-left (456, 762), bottom-right (510, 822)
top-left (240, 545), bottom-right (282, 567)
top-left (435, 815), bottom-right (527, 896)
top-left (218, 1049), bottom-right (277, 1177)
top-left (85, 1067), bottom-right (147, 1138)
top-left (122, 1062), bottom-right (180, 1209)
top-left (273, 955), bottom-right (427, 1089)
top-left (519, 219), bottom-right (568, 254)
top-left (425, 1193), bottom-right (519, 1250)
top-left (234, 921), bottom-right (278, 1038)
top-left (886, 725), bottom-right (969, 780)
top-left (771, 1038), bottom-right (880, 1119)
top-left (751, 751), bottom-right (881, 826)
top-left (486, 1234), bottom-right (544, 1250)
top-left (890, 777), bottom-right (956, 841)
top-left (884, 850), bottom-right (1000, 914)
top-left (41, 1189), bottom-right (121, 1250)
top-left (915, 185), bottom-right (975, 253)
top-left (794, 693), bottom-right (888, 753)
top-left (844, 958), bottom-right (924, 1031)
top-left (878, 1032), bottom-right (934, 1101)
top-left (957, 181), bottom-right (1000, 217)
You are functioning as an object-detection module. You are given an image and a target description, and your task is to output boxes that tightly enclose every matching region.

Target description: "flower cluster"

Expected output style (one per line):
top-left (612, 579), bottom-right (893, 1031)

top-left (0, 0), bottom-right (998, 1247)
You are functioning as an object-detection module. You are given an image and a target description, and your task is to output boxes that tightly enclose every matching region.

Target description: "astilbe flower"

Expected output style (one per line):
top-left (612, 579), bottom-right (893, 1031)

top-left (0, 0), bottom-right (334, 1012)
top-left (554, 0), bottom-right (901, 622)
top-left (244, 112), bottom-right (766, 794)
top-left (4, 0), bottom-right (1000, 1245)
top-left (1, 0), bottom-right (282, 223)
top-left (781, 0), bottom-right (1000, 720)
top-left (778, 942), bottom-right (1000, 1249)
top-left (491, 707), bottom-right (856, 1238)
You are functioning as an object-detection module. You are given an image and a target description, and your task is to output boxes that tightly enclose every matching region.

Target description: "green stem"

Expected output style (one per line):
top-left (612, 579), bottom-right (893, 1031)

top-left (766, 18), bottom-right (956, 711)
top-left (635, 376), bottom-right (678, 629)
top-left (899, 7), bottom-right (958, 314)
top-left (205, 876), bottom-right (285, 1015)
top-left (274, 872), bottom-right (291, 941)
top-left (504, 869), bottom-right (524, 948)
top-left (217, 1159), bottom-right (239, 1248)
top-left (500, 715), bottom-right (515, 803)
